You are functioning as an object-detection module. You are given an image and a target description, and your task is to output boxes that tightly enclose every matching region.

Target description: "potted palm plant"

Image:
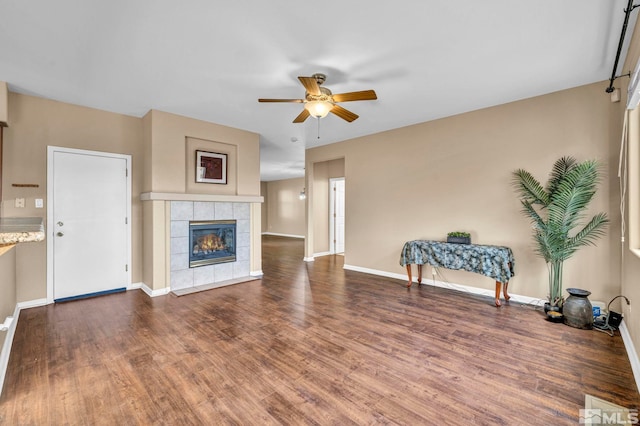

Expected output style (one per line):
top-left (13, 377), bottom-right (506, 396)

top-left (512, 156), bottom-right (609, 309)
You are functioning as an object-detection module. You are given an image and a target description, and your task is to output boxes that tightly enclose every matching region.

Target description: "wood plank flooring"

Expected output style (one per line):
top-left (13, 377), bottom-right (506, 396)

top-left (0, 235), bottom-right (638, 424)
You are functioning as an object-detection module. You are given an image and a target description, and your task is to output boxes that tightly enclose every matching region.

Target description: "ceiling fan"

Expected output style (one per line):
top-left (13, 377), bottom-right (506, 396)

top-left (258, 73), bottom-right (377, 123)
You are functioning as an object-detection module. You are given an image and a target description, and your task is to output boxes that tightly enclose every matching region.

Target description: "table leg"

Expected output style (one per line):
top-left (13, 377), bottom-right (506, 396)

top-left (494, 281), bottom-right (511, 307)
top-left (417, 264), bottom-right (423, 285)
top-left (406, 265), bottom-right (412, 288)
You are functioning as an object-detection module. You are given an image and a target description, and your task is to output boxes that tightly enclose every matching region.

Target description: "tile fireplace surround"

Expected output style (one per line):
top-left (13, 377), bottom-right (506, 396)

top-left (170, 201), bottom-right (251, 292)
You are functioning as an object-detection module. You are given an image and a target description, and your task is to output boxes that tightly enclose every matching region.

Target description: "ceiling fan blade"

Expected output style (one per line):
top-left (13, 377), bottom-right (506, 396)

top-left (332, 90), bottom-right (377, 103)
top-left (330, 104), bottom-right (359, 122)
top-left (258, 98), bottom-right (304, 103)
top-left (293, 108), bottom-right (310, 123)
top-left (298, 76), bottom-right (321, 95)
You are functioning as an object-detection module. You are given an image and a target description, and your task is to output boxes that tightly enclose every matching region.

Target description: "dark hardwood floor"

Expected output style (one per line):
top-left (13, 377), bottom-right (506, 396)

top-left (0, 235), bottom-right (638, 424)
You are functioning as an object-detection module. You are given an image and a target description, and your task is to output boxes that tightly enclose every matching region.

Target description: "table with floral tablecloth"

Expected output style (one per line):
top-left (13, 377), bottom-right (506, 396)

top-left (399, 240), bottom-right (515, 306)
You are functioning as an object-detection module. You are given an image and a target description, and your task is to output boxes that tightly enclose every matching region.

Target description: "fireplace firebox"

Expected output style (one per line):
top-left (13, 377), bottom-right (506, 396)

top-left (189, 220), bottom-right (236, 268)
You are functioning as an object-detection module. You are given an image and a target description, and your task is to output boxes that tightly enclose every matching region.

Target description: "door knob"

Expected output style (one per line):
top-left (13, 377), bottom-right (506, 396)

top-left (56, 232), bottom-right (64, 237)
top-left (57, 221), bottom-right (64, 226)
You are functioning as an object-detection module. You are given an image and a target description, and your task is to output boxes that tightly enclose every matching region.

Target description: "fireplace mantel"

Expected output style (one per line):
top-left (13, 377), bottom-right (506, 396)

top-left (140, 192), bottom-right (263, 203)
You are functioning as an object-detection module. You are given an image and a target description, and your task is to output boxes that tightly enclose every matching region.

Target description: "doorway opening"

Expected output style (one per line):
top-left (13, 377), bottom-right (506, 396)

top-left (330, 177), bottom-right (345, 254)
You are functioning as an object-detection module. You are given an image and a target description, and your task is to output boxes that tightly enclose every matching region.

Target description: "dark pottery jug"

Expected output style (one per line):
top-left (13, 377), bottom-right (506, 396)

top-left (563, 288), bottom-right (593, 329)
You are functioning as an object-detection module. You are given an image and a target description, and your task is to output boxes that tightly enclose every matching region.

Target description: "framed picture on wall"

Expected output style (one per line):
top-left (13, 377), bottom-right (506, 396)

top-left (195, 150), bottom-right (227, 184)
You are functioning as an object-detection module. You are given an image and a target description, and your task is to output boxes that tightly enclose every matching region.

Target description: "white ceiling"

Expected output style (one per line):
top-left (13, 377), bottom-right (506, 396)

top-left (0, 1), bottom-right (635, 181)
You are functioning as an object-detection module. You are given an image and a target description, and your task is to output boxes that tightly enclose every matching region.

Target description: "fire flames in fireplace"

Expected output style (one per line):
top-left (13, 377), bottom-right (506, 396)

top-left (194, 233), bottom-right (225, 253)
top-left (189, 220), bottom-right (236, 267)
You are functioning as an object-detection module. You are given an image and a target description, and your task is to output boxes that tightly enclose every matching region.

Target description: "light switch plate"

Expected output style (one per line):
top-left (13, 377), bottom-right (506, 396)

top-left (35, 198), bottom-right (43, 208)
top-left (15, 198), bottom-right (25, 208)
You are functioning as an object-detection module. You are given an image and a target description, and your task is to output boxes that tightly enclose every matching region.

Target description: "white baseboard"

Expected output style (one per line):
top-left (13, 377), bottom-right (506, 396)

top-left (343, 264), bottom-right (406, 281)
top-left (303, 257), bottom-right (314, 262)
top-left (342, 264), bottom-right (545, 306)
top-left (619, 321), bottom-right (640, 395)
top-left (262, 232), bottom-right (304, 239)
top-left (127, 282), bottom-right (142, 290)
top-left (313, 251), bottom-right (331, 258)
top-left (0, 297), bottom-right (49, 397)
top-left (17, 298), bottom-right (48, 310)
top-left (141, 283), bottom-right (170, 298)
top-left (250, 270), bottom-right (264, 277)
top-left (0, 304), bottom-right (20, 397)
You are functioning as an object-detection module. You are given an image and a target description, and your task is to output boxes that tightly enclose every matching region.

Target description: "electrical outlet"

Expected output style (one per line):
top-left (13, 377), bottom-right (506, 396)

top-left (15, 198), bottom-right (25, 208)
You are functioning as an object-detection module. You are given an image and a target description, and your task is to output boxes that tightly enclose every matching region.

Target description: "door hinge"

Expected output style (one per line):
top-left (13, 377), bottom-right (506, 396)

top-left (125, 264), bottom-right (128, 272)
top-left (126, 168), bottom-right (128, 177)
top-left (125, 217), bottom-right (128, 225)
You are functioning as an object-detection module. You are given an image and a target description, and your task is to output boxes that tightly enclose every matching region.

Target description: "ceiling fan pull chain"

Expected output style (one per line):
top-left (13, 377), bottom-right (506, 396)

top-left (317, 117), bottom-right (321, 139)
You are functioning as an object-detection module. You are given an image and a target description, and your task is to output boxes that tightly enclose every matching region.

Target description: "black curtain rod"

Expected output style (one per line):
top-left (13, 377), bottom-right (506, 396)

top-left (606, 0), bottom-right (640, 93)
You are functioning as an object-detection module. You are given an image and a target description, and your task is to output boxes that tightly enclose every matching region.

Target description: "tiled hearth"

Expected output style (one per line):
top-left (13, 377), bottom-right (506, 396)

top-left (170, 201), bottom-right (251, 291)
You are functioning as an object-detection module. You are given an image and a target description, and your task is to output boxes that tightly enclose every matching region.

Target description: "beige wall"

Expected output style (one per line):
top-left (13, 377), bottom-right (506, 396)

top-left (2, 93), bottom-right (144, 301)
top-left (145, 110), bottom-right (260, 195)
top-left (620, 18), bottom-right (640, 366)
top-left (307, 82), bottom-right (617, 307)
top-left (141, 110), bottom-right (261, 290)
top-left (263, 177), bottom-right (305, 237)
top-left (0, 82), bottom-right (8, 124)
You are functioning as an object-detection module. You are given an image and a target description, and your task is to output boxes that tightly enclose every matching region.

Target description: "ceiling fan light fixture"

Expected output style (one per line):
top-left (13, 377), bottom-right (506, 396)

top-left (258, 73), bottom-right (376, 123)
top-left (304, 100), bottom-right (333, 118)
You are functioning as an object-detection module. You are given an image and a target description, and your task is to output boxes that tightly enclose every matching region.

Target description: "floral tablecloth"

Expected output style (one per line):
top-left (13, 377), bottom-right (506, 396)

top-left (399, 240), bottom-right (515, 283)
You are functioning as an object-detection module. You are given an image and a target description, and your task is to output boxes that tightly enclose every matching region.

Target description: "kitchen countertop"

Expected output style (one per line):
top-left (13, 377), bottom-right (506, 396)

top-left (0, 217), bottom-right (45, 245)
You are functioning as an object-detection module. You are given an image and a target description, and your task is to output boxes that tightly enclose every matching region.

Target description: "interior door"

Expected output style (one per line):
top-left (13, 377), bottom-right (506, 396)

top-left (330, 178), bottom-right (345, 254)
top-left (50, 148), bottom-right (129, 302)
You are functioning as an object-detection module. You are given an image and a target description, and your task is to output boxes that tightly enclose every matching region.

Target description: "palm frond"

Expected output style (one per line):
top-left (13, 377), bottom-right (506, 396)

top-left (512, 169), bottom-right (549, 205)
top-left (547, 160), bottom-right (601, 234)
top-left (532, 228), bottom-right (553, 262)
top-left (563, 212), bottom-right (610, 260)
top-left (546, 156), bottom-right (576, 195)
top-left (520, 200), bottom-right (545, 227)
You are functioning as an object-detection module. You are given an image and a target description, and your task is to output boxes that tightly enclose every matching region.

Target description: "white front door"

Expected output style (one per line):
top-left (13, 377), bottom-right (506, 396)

top-left (330, 178), bottom-right (345, 254)
top-left (47, 147), bottom-right (131, 302)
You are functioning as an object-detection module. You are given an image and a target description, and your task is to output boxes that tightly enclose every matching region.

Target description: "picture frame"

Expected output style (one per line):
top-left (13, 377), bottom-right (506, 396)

top-left (195, 150), bottom-right (227, 184)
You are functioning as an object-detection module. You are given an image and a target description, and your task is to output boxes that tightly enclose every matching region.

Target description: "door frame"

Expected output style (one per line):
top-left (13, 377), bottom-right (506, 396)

top-left (329, 177), bottom-right (345, 254)
top-left (46, 146), bottom-right (132, 304)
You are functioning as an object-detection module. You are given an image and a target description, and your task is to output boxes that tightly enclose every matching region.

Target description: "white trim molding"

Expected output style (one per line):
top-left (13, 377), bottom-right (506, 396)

top-left (16, 298), bottom-right (48, 310)
top-left (141, 284), bottom-right (171, 298)
top-left (250, 270), bottom-right (264, 277)
top-left (619, 321), bottom-right (640, 394)
top-left (342, 264), bottom-right (545, 306)
top-left (127, 282), bottom-right (143, 291)
top-left (0, 298), bottom-right (48, 397)
top-left (0, 304), bottom-right (19, 397)
top-left (303, 257), bottom-right (315, 262)
top-left (141, 192), bottom-right (263, 203)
